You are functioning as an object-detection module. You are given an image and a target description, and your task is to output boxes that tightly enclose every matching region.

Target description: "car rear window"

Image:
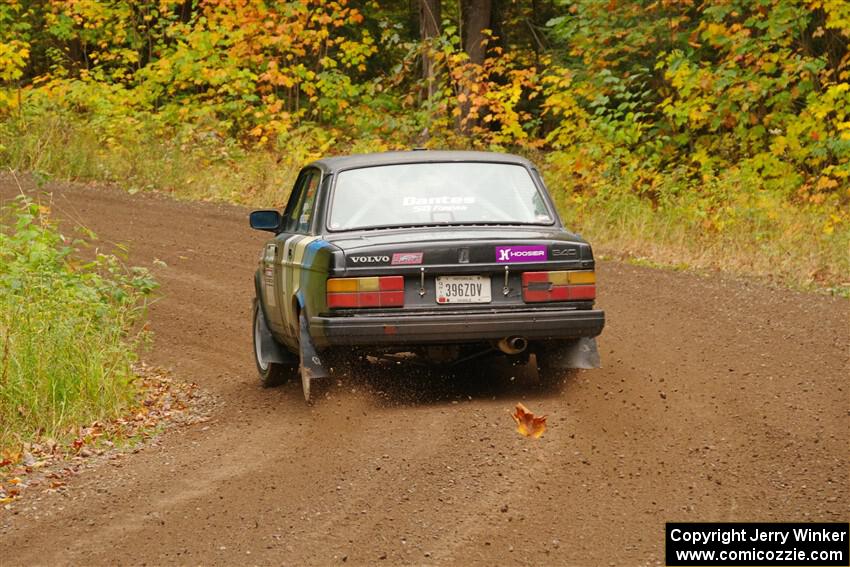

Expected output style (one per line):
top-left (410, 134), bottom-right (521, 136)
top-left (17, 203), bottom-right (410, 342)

top-left (328, 162), bottom-right (554, 231)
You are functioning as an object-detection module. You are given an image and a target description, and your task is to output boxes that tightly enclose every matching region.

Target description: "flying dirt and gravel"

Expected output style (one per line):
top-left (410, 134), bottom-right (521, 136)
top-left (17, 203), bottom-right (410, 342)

top-left (1, 177), bottom-right (847, 566)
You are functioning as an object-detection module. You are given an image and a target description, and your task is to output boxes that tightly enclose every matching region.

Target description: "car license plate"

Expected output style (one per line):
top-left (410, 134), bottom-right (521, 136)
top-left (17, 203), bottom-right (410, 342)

top-left (436, 276), bottom-right (491, 304)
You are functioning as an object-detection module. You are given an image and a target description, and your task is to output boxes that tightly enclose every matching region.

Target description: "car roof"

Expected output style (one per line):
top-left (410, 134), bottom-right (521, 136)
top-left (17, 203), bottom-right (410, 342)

top-left (307, 150), bottom-right (535, 173)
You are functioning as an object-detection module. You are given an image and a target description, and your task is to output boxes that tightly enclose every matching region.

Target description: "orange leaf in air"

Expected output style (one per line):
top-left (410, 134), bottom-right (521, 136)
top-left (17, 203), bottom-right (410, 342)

top-left (511, 403), bottom-right (547, 438)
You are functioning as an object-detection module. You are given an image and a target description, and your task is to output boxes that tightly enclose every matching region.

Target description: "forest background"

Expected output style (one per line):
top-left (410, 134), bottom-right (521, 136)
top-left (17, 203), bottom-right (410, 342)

top-left (1, 0), bottom-right (849, 293)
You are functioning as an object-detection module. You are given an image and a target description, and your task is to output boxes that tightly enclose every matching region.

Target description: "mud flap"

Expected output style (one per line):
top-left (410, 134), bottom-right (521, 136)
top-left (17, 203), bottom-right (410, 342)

top-left (548, 337), bottom-right (601, 369)
top-left (257, 303), bottom-right (295, 366)
top-left (299, 312), bottom-right (329, 401)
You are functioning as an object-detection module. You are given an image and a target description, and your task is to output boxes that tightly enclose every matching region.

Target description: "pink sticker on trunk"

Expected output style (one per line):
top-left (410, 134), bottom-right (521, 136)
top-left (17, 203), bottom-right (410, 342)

top-left (392, 252), bottom-right (424, 265)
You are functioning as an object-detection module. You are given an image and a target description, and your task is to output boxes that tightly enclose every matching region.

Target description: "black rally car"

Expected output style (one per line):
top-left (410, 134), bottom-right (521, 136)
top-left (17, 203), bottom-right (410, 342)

top-left (249, 151), bottom-right (605, 401)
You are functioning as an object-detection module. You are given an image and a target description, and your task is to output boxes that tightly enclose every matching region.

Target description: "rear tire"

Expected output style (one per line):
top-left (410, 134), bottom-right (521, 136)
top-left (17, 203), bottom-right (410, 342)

top-left (534, 348), bottom-right (572, 386)
top-left (253, 300), bottom-right (297, 387)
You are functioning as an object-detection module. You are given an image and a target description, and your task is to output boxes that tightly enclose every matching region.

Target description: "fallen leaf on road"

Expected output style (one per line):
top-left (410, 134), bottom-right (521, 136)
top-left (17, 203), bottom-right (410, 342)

top-left (1, 448), bottom-right (21, 466)
top-left (511, 403), bottom-right (547, 439)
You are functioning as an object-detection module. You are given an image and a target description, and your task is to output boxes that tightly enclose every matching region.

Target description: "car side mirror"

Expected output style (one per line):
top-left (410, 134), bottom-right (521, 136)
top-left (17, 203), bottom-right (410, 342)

top-left (249, 210), bottom-right (282, 232)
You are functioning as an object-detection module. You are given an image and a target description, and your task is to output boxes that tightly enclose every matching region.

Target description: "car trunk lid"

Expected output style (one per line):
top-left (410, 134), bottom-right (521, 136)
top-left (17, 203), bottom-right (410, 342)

top-left (322, 227), bottom-right (596, 311)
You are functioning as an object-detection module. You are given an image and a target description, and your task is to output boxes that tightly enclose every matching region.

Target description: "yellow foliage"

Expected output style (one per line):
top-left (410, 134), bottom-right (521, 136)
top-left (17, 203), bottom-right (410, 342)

top-left (0, 41), bottom-right (29, 82)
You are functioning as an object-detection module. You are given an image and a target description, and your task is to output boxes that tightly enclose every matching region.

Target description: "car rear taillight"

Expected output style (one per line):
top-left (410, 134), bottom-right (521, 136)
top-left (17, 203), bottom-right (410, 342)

top-left (326, 276), bottom-right (405, 309)
top-left (521, 271), bottom-right (596, 303)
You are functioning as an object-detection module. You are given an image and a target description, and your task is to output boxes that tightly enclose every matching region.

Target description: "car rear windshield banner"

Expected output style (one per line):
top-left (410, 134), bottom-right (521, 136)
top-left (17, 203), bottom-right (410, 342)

top-left (666, 523), bottom-right (849, 566)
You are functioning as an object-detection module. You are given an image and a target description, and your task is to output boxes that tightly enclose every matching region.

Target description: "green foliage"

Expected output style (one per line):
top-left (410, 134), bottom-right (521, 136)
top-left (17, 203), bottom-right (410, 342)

top-left (536, 0), bottom-right (849, 293)
top-left (0, 196), bottom-right (157, 447)
top-left (546, 0), bottom-right (849, 204)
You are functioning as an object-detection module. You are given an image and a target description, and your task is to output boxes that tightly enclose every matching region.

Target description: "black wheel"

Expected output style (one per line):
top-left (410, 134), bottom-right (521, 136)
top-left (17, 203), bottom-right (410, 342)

top-left (253, 300), bottom-right (297, 387)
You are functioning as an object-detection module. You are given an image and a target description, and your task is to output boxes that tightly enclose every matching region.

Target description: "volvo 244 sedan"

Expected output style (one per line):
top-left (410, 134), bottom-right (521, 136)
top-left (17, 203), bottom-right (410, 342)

top-left (249, 151), bottom-right (605, 402)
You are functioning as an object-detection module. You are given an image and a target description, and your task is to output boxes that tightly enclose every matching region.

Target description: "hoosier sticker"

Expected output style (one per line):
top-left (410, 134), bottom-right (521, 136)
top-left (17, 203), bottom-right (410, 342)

top-left (495, 245), bottom-right (548, 263)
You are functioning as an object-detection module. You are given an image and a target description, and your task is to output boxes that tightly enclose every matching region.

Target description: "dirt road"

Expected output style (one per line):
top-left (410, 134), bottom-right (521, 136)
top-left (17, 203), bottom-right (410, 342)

top-left (1, 177), bottom-right (847, 566)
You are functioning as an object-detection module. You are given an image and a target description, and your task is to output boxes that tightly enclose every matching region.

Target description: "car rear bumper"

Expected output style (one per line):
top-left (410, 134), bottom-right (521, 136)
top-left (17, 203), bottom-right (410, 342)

top-left (310, 308), bottom-right (605, 347)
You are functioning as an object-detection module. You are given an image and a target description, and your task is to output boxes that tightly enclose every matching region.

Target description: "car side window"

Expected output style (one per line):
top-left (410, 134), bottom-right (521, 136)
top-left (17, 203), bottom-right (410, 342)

top-left (283, 169), bottom-right (321, 234)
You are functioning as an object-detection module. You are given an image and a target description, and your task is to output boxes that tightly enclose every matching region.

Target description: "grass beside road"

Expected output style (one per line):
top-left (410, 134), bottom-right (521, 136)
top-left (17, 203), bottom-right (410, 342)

top-left (0, 193), bottom-right (157, 450)
top-left (552, 188), bottom-right (850, 298)
top-left (0, 112), bottom-right (304, 208)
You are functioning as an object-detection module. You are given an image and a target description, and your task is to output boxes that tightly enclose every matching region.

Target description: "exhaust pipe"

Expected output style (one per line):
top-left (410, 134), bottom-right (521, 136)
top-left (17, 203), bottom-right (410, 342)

top-left (496, 336), bottom-right (528, 355)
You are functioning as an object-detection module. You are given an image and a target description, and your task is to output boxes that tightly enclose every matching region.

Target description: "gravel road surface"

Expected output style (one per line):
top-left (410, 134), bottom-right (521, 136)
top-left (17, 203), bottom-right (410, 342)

top-left (1, 178), bottom-right (847, 566)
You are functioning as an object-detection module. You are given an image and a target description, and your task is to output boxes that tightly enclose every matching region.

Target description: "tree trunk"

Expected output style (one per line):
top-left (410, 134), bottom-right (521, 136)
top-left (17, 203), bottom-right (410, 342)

top-left (462, 0), bottom-right (492, 66)
top-left (458, 0), bottom-right (492, 133)
top-left (419, 0), bottom-right (441, 102)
